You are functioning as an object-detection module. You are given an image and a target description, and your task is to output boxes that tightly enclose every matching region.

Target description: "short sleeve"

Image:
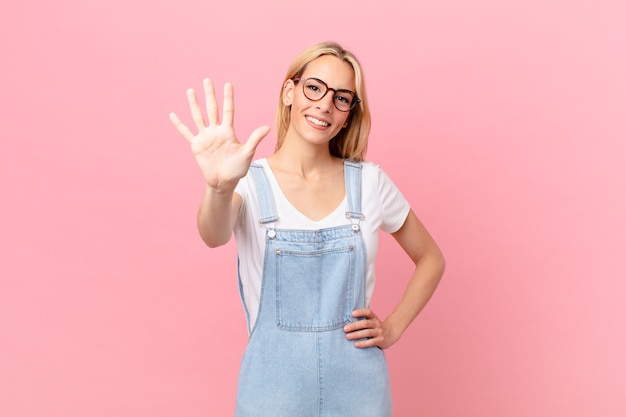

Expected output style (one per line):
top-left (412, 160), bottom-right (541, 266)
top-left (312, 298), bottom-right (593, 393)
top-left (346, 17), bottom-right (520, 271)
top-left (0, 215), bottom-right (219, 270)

top-left (376, 167), bottom-right (411, 233)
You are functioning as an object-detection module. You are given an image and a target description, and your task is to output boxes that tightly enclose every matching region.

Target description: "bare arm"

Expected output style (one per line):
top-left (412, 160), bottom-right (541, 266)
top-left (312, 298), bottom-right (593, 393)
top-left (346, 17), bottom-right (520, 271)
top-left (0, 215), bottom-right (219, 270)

top-left (344, 209), bottom-right (446, 349)
top-left (196, 186), bottom-right (243, 247)
top-left (169, 79), bottom-right (269, 247)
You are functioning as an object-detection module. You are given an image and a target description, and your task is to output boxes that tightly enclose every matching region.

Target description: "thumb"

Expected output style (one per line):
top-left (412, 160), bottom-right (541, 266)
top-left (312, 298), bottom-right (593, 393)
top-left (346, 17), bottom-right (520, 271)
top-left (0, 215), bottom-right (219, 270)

top-left (243, 125), bottom-right (270, 154)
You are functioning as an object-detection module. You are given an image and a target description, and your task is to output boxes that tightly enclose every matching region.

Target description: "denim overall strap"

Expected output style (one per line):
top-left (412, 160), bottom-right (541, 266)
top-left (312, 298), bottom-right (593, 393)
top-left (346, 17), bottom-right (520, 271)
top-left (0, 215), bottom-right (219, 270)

top-left (248, 163), bottom-right (279, 224)
top-left (343, 160), bottom-right (365, 223)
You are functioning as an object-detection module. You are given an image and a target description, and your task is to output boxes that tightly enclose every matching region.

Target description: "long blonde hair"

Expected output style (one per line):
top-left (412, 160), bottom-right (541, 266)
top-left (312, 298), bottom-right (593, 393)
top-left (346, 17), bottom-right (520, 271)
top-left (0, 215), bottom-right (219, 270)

top-left (275, 42), bottom-right (371, 162)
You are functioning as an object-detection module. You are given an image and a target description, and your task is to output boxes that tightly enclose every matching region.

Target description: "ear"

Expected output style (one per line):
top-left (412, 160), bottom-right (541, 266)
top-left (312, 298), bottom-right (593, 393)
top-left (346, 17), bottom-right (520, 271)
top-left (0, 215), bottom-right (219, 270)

top-left (282, 79), bottom-right (295, 106)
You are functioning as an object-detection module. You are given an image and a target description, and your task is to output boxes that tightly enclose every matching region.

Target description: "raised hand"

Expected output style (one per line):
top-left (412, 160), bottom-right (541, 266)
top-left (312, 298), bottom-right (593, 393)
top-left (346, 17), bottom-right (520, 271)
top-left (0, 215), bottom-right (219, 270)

top-left (169, 79), bottom-right (270, 191)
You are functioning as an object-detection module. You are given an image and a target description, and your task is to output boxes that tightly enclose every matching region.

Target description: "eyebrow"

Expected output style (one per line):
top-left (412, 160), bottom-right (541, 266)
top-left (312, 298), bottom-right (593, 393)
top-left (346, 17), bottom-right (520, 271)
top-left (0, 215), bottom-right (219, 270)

top-left (308, 77), bottom-right (356, 94)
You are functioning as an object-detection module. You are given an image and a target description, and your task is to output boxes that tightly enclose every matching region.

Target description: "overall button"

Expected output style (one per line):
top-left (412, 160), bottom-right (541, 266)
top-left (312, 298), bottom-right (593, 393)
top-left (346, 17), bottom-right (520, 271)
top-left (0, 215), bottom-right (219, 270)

top-left (351, 224), bottom-right (360, 232)
top-left (267, 229), bottom-right (276, 239)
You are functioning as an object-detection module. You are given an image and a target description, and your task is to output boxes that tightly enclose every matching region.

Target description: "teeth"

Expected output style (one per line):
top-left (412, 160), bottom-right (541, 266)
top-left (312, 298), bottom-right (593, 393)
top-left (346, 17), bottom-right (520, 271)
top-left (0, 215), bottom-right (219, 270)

top-left (306, 116), bottom-right (329, 127)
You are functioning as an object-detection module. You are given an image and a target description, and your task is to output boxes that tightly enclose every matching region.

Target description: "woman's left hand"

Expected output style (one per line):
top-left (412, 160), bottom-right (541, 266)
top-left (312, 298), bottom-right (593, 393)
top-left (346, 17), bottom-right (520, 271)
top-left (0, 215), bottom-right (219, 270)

top-left (343, 308), bottom-right (398, 350)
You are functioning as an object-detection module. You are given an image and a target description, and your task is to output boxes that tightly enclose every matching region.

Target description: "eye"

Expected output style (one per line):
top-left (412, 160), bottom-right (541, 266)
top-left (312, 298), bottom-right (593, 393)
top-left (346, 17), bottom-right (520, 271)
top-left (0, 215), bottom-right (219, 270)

top-left (306, 84), bottom-right (321, 93)
top-left (335, 93), bottom-right (352, 104)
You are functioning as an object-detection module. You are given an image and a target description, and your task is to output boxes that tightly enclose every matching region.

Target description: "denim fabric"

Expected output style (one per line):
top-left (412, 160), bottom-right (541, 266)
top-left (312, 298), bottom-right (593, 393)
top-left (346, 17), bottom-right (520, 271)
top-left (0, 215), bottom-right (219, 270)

top-left (235, 162), bottom-right (392, 417)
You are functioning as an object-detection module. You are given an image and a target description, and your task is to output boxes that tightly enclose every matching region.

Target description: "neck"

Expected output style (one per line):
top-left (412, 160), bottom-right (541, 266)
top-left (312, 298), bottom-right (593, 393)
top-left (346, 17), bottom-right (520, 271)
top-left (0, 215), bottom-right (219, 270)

top-left (269, 140), bottom-right (340, 178)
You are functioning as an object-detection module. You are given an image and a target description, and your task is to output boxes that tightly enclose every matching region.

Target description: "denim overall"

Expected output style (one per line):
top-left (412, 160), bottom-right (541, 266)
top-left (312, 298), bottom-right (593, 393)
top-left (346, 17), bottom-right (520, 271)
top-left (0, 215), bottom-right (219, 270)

top-left (235, 161), bottom-right (392, 417)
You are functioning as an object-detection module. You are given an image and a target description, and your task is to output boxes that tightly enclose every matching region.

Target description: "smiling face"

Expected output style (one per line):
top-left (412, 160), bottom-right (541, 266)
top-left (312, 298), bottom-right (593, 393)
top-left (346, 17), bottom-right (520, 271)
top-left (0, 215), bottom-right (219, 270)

top-left (281, 55), bottom-right (356, 150)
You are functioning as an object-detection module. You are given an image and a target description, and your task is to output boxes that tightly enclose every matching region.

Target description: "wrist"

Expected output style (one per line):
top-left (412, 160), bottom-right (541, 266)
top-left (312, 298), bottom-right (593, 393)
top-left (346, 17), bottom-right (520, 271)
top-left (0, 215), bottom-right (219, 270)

top-left (205, 180), bottom-right (238, 196)
top-left (383, 315), bottom-right (409, 342)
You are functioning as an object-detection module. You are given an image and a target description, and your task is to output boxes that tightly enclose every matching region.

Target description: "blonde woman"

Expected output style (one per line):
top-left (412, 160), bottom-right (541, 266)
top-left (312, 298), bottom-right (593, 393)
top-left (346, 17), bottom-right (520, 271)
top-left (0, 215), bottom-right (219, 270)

top-left (170, 41), bottom-right (445, 417)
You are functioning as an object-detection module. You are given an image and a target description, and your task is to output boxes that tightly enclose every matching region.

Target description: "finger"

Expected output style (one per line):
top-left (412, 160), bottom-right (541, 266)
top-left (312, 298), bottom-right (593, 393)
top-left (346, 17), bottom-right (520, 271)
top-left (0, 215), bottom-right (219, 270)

top-left (354, 337), bottom-right (380, 349)
top-left (243, 125), bottom-right (270, 155)
top-left (169, 112), bottom-right (195, 142)
top-left (346, 328), bottom-right (382, 346)
top-left (222, 82), bottom-right (234, 126)
top-left (204, 78), bottom-right (220, 126)
top-left (187, 88), bottom-right (206, 130)
top-left (352, 308), bottom-right (374, 319)
top-left (345, 316), bottom-right (375, 332)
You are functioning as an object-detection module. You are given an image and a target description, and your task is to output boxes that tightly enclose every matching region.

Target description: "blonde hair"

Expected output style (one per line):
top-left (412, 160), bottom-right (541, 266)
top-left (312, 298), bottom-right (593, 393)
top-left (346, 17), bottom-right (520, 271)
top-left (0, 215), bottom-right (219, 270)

top-left (275, 42), bottom-right (371, 162)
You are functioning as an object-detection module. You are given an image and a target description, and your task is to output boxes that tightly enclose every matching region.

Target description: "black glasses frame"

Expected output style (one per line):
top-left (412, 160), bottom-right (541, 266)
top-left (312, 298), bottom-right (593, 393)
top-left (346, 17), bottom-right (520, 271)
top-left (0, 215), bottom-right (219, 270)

top-left (292, 78), bottom-right (361, 112)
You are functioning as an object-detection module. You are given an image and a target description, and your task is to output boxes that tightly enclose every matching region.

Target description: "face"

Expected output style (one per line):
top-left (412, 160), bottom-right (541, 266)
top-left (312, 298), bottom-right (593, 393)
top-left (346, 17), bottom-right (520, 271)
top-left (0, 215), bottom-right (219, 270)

top-left (282, 55), bottom-right (356, 148)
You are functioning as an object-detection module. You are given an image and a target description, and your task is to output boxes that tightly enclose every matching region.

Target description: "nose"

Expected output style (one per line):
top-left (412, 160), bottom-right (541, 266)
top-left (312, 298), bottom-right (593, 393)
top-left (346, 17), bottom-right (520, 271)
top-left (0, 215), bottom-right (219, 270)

top-left (315, 90), bottom-right (335, 112)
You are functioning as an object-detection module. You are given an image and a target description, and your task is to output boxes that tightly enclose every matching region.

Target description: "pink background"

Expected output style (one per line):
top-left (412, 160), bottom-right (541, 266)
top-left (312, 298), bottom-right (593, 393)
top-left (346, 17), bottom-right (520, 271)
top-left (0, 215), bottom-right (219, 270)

top-left (1, 0), bottom-right (625, 416)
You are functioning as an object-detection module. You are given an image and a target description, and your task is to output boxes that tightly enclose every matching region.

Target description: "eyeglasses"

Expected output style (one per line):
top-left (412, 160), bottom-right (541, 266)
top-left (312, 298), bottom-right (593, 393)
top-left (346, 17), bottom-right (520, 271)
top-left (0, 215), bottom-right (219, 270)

top-left (292, 78), bottom-right (361, 112)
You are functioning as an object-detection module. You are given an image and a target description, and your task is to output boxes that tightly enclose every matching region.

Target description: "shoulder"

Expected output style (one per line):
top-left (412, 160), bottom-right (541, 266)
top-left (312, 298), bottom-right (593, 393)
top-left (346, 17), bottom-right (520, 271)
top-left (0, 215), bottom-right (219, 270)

top-left (359, 160), bottom-right (411, 232)
top-left (358, 160), bottom-right (399, 191)
top-left (251, 158), bottom-right (268, 168)
top-left (359, 160), bottom-right (382, 173)
top-left (347, 160), bottom-right (381, 179)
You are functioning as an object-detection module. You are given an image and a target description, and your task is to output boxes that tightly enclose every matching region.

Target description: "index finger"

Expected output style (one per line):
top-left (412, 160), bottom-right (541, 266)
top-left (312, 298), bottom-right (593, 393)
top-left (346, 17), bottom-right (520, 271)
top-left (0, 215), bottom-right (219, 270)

top-left (352, 308), bottom-right (375, 318)
top-left (169, 112), bottom-right (194, 143)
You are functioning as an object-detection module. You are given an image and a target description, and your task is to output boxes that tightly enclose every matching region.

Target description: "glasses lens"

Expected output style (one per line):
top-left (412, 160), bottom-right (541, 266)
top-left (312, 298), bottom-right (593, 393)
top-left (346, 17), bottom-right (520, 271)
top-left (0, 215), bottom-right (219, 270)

top-left (334, 91), bottom-right (355, 111)
top-left (301, 78), bottom-right (357, 112)
top-left (303, 78), bottom-right (326, 101)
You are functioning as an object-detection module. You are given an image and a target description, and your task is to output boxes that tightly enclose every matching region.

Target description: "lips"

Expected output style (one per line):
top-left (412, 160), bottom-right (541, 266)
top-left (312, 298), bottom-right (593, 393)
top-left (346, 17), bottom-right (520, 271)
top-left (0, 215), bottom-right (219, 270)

top-left (305, 115), bottom-right (330, 127)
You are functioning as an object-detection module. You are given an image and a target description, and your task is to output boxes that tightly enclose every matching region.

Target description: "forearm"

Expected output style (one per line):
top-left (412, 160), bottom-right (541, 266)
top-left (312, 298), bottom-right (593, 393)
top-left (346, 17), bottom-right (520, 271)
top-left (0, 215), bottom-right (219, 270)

top-left (384, 251), bottom-right (445, 341)
top-left (343, 210), bottom-right (445, 349)
top-left (196, 184), bottom-right (237, 248)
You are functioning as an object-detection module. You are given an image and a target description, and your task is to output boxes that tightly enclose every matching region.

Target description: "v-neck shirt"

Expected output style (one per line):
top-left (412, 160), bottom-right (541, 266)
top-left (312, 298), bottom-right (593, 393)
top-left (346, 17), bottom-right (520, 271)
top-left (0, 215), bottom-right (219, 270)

top-left (234, 158), bottom-right (411, 332)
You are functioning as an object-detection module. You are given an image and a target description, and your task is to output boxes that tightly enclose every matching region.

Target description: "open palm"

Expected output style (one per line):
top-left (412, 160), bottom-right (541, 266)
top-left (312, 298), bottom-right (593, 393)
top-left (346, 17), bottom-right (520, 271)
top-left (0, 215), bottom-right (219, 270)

top-left (169, 79), bottom-right (269, 190)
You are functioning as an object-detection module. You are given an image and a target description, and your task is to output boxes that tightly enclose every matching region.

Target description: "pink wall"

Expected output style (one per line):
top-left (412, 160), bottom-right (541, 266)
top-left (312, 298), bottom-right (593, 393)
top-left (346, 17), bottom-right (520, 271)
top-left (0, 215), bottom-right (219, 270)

top-left (1, 1), bottom-right (624, 416)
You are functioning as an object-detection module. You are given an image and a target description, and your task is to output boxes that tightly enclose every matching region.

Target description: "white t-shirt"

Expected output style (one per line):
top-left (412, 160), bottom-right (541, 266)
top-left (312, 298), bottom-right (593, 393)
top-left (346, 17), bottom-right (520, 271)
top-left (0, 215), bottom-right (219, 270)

top-left (234, 158), bottom-right (411, 332)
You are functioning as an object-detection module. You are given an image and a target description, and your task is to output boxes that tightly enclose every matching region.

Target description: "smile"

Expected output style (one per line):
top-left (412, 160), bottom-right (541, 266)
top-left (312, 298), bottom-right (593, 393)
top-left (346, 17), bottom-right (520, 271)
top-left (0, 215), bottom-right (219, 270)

top-left (306, 116), bottom-right (330, 127)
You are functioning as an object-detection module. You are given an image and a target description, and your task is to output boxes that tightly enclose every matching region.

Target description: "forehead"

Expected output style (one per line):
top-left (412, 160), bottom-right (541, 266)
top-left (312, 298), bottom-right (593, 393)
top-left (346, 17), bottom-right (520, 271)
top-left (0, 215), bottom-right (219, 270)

top-left (301, 55), bottom-right (356, 90)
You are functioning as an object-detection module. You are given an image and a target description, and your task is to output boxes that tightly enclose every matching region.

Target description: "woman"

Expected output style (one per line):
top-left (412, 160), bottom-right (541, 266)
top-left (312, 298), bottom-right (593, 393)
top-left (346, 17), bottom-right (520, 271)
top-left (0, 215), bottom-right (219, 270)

top-left (170, 41), bottom-right (445, 417)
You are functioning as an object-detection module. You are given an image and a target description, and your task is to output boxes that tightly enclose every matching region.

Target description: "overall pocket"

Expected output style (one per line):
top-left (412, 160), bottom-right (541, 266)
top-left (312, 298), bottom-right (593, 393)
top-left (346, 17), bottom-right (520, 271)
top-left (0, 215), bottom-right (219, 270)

top-left (275, 245), bottom-right (355, 331)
